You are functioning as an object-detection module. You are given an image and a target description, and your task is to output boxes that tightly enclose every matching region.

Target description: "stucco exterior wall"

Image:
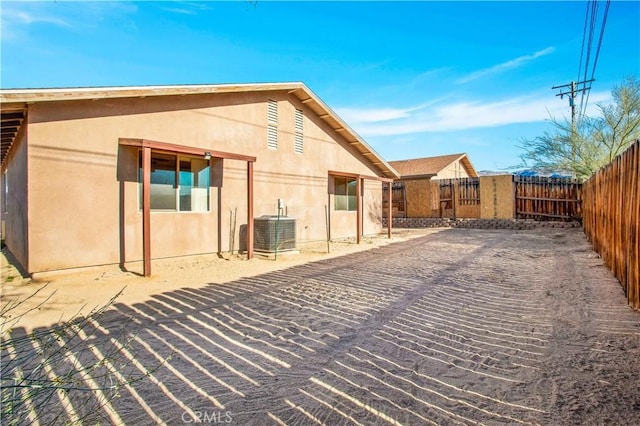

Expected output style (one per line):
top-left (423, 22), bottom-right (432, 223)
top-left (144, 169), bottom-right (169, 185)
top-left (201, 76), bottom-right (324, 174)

top-left (480, 175), bottom-right (515, 219)
top-left (403, 179), bottom-right (432, 218)
top-left (362, 179), bottom-right (382, 236)
top-left (24, 92), bottom-right (384, 272)
top-left (434, 161), bottom-right (471, 179)
top-left (1, 125), bottom-right (29, 271)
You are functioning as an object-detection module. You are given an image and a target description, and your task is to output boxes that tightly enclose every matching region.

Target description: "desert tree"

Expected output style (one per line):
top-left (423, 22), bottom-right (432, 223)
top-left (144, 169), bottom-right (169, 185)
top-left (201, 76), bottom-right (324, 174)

top-left (518, 75), bottom-right (640, 179)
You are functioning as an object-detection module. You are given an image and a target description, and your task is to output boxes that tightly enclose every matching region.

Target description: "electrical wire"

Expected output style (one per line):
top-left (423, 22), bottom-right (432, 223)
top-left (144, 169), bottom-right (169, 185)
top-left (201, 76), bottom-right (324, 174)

top-left (577, 1), bottom-right (590, 83)
top-left (577, 0), bottom-right (611, 121)
top-left (577, 0), bottom-right (598, 121)
top-left (581, 0), bottom-right (610, 119)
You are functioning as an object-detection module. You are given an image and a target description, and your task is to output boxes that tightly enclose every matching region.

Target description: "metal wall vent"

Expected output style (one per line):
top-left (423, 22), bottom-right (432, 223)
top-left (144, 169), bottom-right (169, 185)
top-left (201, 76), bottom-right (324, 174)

top-left (267, 99), bottom-right (278, 123)
top-left (294, 133), bottom-right (303, 154)
top-left (267, 125), bottom-right (278, 150)
top-left (267, 99), bottom-right (278, 150)
top-left (294, 109), bottom-right (303, 154)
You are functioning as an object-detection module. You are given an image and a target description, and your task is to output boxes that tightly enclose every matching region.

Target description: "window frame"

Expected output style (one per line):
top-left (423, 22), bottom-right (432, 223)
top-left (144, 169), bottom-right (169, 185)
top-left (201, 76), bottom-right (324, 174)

top-left (139, 151), bottom-right (211, 213)
top-left (334, 176), bottom-right (357, 212)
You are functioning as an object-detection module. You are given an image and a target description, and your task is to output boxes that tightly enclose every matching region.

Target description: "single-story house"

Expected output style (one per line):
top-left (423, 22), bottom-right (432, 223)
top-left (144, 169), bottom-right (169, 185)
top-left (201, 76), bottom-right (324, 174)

top-left (389, 153), bottom-right (478, 180)
top-left (0, 83), bottom-right (398, 276)
top-left (385, 153), bottom-right (478, 218)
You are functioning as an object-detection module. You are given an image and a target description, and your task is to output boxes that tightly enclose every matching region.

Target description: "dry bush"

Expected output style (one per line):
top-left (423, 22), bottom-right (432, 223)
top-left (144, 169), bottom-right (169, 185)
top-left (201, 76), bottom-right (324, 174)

top-left (1, 286), bottom-right (167, 425)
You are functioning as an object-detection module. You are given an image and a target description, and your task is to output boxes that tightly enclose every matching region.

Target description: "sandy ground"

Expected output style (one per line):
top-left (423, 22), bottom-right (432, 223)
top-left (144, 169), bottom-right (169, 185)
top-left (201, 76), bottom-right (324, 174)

top-left (1, 229), bottom-right (438, 332)
top-left (2, 227), bottom-right (639, 425)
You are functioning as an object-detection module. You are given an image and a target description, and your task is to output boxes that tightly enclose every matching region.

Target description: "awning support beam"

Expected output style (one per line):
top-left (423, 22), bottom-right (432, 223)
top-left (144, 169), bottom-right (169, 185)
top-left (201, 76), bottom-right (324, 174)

top-left (121, 138), bottom-right (256, 277)
top-left (142, 146), bottom-right (151, 277)
top-left (328, 170), bottom-right (393, 243)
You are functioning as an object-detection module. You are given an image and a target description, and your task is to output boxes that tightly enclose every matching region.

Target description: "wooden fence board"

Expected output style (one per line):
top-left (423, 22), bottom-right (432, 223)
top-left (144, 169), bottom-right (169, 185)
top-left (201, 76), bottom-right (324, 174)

top-left (583, 140), bottom-right (639, 311)
top-left (514, 176), bottom-right (582, 221)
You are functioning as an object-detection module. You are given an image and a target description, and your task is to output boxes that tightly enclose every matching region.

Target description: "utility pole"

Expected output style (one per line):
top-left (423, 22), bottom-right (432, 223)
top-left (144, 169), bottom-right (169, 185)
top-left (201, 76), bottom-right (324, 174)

top-left (552, 79), bottom-right (594, 177)
top-left (552, 79), bottom-right (594, 133)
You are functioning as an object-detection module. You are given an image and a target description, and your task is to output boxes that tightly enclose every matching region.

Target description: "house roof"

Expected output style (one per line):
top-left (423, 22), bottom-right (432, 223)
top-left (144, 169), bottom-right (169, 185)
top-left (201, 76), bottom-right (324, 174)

top-left (0, 82), bottom-right (399, 178)
top-left (389, 153), bottom-right (478, 178)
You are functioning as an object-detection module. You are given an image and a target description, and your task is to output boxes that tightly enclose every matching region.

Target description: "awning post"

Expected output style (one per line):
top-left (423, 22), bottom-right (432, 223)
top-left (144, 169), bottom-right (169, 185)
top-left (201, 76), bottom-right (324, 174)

top-left (142, 146), bottom-right (151, 277)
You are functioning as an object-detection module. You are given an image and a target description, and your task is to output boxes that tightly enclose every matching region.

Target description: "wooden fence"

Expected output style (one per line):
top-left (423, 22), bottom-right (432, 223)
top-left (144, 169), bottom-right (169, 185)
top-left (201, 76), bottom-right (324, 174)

top-left (437, 178), bottom-right (480, 217)
top-left (582, 140), bottom-right (639, 311)
top-left (457, 177), bottom-right (481, 206)
top-left (382, 181), bottom-right (406, 218)
top-left (514, 176), bottom-right (583, 221)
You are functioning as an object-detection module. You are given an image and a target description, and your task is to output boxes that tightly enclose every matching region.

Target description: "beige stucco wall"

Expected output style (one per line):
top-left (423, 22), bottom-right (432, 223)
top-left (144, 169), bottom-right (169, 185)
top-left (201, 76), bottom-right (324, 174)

top-left (434, 160), bottom-right (472, 179)
top-left (1, 125), bottom-right (29, 271)
top-left (362, 179), bottom-right (382, 236)
top-left (403, 178), bottom-right (432, 217)
top-left (456, 203), bottom-right (481, 218)
top-left (23, 91), bottom-right (384, 273)
top-left (480, 175), bottom-right (515, 219)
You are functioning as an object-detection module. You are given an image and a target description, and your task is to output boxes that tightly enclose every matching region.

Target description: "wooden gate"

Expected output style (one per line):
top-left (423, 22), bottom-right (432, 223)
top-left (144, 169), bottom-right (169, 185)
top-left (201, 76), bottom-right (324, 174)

top-left (382, 181), bottom-right (406, 218)
top-left (438, 179), bottom-right (454, 217)
top-left (438, 178), bottom-right (480, 218)
top-left (514, 176), bottom-right (582, 221)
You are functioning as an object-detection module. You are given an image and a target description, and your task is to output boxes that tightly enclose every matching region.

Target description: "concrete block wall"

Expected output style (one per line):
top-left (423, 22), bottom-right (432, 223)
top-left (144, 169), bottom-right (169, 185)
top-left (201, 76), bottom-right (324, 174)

top-left (384, 217), bottom-right (582, 230)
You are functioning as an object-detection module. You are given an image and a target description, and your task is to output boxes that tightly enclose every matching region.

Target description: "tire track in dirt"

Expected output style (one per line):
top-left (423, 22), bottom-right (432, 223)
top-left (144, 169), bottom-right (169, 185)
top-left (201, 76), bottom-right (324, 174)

top-left (7, 229), bottom-right (638, 425)
top-left (528, 231), bottom-right (640, 425)
top-left (259, 230), bottom-right (552, 425)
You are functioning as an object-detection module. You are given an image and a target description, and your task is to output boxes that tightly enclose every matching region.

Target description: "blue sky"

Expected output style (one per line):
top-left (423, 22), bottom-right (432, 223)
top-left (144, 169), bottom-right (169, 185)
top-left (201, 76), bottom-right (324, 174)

top-left (1, 1), bottom-right (639, 171)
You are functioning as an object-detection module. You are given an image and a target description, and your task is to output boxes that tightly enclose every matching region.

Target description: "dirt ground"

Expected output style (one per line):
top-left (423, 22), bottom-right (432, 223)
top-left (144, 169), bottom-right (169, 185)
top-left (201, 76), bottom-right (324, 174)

top-left (2, 227), bottom-right (639, 425)
top-left (1, 229), bottom-right (437, 331)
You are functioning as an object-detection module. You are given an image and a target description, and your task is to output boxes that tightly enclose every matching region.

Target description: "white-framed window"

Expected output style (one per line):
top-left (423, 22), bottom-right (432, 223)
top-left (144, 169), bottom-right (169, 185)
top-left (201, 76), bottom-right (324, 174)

top-left (267, 99), bottom-right (278, 150)
top-left (294, 108), bottom-right (303, 154)
top-left (334, 177), bottom-right (357, 211)
top-left (139, 152), bottom-right (210, 212)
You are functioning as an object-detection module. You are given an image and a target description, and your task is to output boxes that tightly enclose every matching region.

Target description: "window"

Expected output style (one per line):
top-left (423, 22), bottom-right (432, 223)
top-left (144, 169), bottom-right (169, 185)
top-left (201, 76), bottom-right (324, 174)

top-left (334, 177), bottom-right (357, 211)
top-left (267, 99), bottom-right (278, 150)
top-left (179, 157), bottom-right (210, 211)
top-left (294, 109), bottom-right (303, 154)
top-left (140, 152), bottom-right (210, 212)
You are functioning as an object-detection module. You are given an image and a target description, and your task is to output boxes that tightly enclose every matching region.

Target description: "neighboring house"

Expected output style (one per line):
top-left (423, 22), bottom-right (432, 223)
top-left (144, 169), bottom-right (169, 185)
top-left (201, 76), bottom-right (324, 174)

top-left (385, 153), bottom-right (478, 218)
top-left (0, 83), bottom-right (398, 276)
top-left (389, 153), bottom-right (478, 180)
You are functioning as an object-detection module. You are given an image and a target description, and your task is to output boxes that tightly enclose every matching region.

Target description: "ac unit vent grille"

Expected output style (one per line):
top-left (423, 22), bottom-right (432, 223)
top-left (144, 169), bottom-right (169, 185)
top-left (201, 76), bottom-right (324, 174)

top-left (254, 215), bottom-right (296, 252)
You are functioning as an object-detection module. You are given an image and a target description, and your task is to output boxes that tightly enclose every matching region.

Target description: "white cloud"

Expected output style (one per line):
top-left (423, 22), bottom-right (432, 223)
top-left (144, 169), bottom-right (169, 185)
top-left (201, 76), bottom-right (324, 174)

top-left (340, 90), bottom-right (611, 137)
top-left (335, 107), bottom-right (413, 122)
top-left (161, 7), bottom-right (198, 15)
top-left (336, 98), bottom-right (447, 123)
top-left (1, 7), bottom-right (70, 40)
top-left (6, 10), bottom-right (70, 27)
top-left (160, 1), bottom-right (216, 15)
top-left (457, 47), bottom-right (556, 84)
top-left (1, 2), bottom-right (138, 41)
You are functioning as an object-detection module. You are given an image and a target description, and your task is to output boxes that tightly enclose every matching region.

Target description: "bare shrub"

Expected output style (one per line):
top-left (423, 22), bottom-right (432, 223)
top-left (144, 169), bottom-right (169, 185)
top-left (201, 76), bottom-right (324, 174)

top-left (1, 285), bottom-right (167, 425)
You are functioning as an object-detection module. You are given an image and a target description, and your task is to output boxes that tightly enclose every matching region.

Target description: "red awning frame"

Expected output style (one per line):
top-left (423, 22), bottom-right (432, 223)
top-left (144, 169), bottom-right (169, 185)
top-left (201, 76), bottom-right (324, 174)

top-left (328, 170), bottom-right (393, 242)
top-left (119, 138), bottom-right (256, 277)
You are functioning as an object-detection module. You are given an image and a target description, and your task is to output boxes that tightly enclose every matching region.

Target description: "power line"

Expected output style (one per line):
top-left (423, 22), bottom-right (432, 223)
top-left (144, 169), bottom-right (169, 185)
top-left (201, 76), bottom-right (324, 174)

top-left (576, 0), bottom-right (611, 121)
top-left (577, 2), bottom-right (590, 82)
top-left (581, 0), bottom-right (610, 119)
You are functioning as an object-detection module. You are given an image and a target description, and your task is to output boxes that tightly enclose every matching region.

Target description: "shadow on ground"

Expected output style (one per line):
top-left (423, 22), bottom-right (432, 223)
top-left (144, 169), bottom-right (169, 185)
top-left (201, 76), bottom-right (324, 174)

top-left (2, 228), bottom-right (639, 425)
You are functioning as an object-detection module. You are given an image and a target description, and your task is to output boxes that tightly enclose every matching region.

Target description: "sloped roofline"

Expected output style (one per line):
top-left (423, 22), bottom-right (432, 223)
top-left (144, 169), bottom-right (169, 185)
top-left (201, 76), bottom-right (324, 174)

top-left (0, 82), bottom-right (399, 178)
top-left (390, 152), bottom-right (478, 178)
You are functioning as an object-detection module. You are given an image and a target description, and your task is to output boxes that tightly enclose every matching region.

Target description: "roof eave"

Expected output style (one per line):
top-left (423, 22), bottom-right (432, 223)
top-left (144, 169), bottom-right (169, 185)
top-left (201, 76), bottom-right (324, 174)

top-left (0, 82), bottom-right (399, 179)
